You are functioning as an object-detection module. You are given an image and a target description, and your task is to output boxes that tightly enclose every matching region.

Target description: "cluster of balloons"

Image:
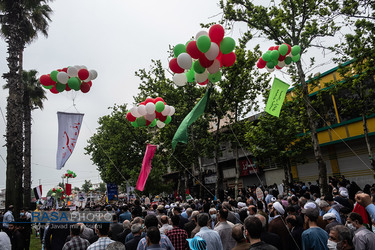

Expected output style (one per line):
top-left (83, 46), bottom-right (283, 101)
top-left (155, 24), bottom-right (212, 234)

top-left (49, 186), bottom-right (64, 198)
top-left (63, 170), bottom-right (77, 179)
top-left (257, 44), bottom-right (301, 72)
top-left (169, 24), bottom-right (236, 87)
top-left (39, 65), bottom-right (98, 94)
top-left (126, 97), bottom-right (176, 128)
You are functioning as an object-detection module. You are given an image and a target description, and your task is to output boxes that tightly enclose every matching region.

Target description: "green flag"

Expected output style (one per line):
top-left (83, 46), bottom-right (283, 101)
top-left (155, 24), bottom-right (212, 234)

top-left (172, 88), bottom-right (211, 150)
top-left (265, 77), bottom-right (290, 117)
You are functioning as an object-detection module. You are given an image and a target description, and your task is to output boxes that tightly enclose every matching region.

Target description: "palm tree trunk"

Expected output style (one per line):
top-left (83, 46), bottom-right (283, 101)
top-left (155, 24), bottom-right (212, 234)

top-left (23, 89), bottom-right (32, 207)
top-left (296, 60), bottom-right (328, 194)
top-left (4, 1), bottom-right (25, 217)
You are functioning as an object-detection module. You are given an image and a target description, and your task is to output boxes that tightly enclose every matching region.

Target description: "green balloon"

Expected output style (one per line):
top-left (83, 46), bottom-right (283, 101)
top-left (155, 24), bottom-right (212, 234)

top-left (284, 57), bottom-right (293, 65)
top-left (186, 68), bottom-right (195, 83)
top-left (193, 61), bottom-right (205, 74)
top-left (155, 101), bottom-right (165, 112)
top-left (208, 71), bottom-right (222, 83)
top-left (131, 121), bottom-right (138, 127)
top-left (68, 77), bottom-right (80, 90)
top-left (42, 84), bottom-right (53, 90)
top-left (196, 35), bottom-right (211, 53)
top-left (270, 50), bottom-right (280, 61)
top-left (150, 119), bottom-right (157, 127)
top-left (165, 116), bottom-right (172, 125)
top-left (279, 44), bottom-right (288, 56)
top-left (173, 44), bottom-right (186, 58)
top-left (220, 37), bottom-right (235, 54)
top-left (266, 61), bottom-right (275, 68)
top-left (262, 51), bottom-right (272, 62)
top-left (50, 70), bottom-right (58, 82)
top-left (291, 45), bottom-right (301, 56)
top-left (136, 117), bottom-right (147, 127)
top-left (292, 53), bottom-right (301, 62)
top-left (55, 82), bottom-right (65, 93)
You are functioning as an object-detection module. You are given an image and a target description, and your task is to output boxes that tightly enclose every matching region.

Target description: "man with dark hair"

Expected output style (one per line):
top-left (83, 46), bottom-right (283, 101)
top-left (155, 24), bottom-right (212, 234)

top-left (125, 224), bottom-right (144, 250)
top-left (87, 223), bottom-right (114, 250)
top-left (231, 224), bottom-right (251, 250)
top-left (254, 214), bottom-right (281, 249)
top-left (119, 205), bottom-right (131, 223)
top-left (146, 227), bottom-right (164, 249)
top-left (132, 199), bottom-right (143, 218)
top-left (214, 208), bottom-right (236, 250)
top-left (244, 216), bottom-right (277, 250)
top-left (347, 212), bottom-right (375, 249)
top-left (173, 206), bottom-right (189, 229)
top-left (286, 215), bottom-right (303, 250)
top-left (136, 214), bottom-right (174, 250)
top-left (165, 215), bottom-right (188, 250)
top-left (302, 208), bottom-right (329, 250)
top-left (196, 213), bottom-right (223, 250)
top-left (329, 225), bottom-right (354, 250)
top-left (110, 214), bottom-right (123, 241)
top-left (8, 222), bottom-right (25, 250)
top-left (62, 224), bottom-right (90, 250)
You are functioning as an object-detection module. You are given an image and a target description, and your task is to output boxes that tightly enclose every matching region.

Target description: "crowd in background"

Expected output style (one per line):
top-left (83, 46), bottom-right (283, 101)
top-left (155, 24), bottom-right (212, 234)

top-left (1, 175), bottom-right (375, 249)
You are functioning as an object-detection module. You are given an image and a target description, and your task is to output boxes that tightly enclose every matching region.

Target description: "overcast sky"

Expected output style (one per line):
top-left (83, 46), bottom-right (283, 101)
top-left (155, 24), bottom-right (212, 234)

top-left (0, 0), bottom-right (338, 196)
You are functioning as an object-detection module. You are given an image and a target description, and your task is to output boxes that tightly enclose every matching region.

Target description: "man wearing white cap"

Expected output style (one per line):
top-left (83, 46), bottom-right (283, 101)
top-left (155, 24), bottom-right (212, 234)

top-left (268, 202), bottom-right (290, 250)
top-left (323, 213), bottom-right (340, 233)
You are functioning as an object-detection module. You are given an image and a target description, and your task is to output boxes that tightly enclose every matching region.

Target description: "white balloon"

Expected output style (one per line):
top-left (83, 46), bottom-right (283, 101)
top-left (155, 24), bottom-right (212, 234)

top-left (145, 113), bottom-right (156, 122)
top-left (177, 53), bottom-right (192, 69)
top-left (169, 106), bottom-right (175, 116)
top-left (138, 105), bottom-right (147, 116)
top-left (145, 102), bottom-right (156, 114)
top-left (173, 73), bottom-right (187, 87)
top-left (266, 67), bottom-right (275, 73)
top-left (278, 61), bottom-right (286, 68)
top-left (156, 120), bottom-right (165, 128)
top-left (205, 42), bottom-right (220, 61)
top-left (74, 65), bottom-right (81, 70)
top-left (80, 65), bottom-right (87, 70)
top-left (195, 70), bottom-right (209, 83)
top-left (89, 70), bottom-right (98, 80)
top-left (161, 105), bottom-right (171, 116)
top-left (67, 67), bottom-right (78, 77)
top-left (56, 72), bottom-right (69, 84)
top-left (130, 106), bottom-right (141, 117)
top-left (207, 59), bottom-right (221, 74)
top-left (196, 30), bottom-right (208, 40)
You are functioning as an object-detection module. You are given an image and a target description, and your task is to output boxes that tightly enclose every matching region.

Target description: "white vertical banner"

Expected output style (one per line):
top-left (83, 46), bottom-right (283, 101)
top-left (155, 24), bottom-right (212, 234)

top-left (56, 112), bottom-right (84, 170)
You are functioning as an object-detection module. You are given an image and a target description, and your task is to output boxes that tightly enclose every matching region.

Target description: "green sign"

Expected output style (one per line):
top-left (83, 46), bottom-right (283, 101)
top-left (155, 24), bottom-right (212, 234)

top-left (265, 78), bottom-right (290, 117)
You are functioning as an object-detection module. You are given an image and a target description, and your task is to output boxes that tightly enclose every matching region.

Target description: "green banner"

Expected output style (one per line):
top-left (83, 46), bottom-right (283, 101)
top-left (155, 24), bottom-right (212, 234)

top-left (172, 88), bottom-right (211, 150)
top-left (265, 78), bottom-right (290, 117)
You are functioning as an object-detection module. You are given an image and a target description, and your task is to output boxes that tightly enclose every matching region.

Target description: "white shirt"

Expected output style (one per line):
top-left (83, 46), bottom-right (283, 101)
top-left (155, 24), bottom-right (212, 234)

top-left (0, 232), bottom-right (11, 250)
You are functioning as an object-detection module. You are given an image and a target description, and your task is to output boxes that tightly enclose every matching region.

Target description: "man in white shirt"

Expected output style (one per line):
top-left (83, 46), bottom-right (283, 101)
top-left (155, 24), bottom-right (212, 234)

top-left (196, 213), bottom-right (223, 250)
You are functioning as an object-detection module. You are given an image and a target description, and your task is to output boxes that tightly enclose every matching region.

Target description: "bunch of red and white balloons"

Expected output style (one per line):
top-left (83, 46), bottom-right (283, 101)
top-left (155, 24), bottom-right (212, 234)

top-left (257, 44), bottom-right (301, 72)
top-left (39, 65), bottom-right (98, 94)
top-left (126, 97), bottom-right (175, 128)
top-left (169, 24), bottom-right (236, 87)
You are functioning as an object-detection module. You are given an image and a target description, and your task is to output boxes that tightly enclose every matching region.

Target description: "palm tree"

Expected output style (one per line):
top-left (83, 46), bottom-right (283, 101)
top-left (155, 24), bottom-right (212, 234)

top-left (23, 70), bottom-right (47, 207)
top-left (1, 0), bottom-right (52, 214)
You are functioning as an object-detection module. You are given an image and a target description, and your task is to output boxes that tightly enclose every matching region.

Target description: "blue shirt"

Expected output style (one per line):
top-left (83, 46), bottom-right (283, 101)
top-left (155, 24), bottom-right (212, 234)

top-left (328, 207), bottom-right (342, 224)
top-left (302, 227), bottom-right (328, 250)
top-left (366, 204), bottom-right (375, 222)
top-left (2, 211), bottom-right (14, 229)
top-left (119, 211), bottom-right (131, 223)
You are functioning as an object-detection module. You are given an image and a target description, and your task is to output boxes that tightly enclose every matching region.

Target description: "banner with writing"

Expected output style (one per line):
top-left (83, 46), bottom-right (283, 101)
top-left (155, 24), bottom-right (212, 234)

top-left (265, 78), bottom-right (290, 117)
top-left (56, 112), bottom-right (84, 169)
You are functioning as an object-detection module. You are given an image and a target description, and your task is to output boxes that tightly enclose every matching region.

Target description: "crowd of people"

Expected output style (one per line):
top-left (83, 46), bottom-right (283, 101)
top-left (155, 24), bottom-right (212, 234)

top-left (1, 176), bottom-right (375, 250)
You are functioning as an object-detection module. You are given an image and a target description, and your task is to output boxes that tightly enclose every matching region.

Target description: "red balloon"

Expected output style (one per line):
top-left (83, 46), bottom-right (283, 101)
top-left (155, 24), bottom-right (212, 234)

top-left (62, 67), bottom-right (68, 73)
top-left (80, 82), bottom-right (91, 93)
top-left (40, 75), bottom-right (52, 86)
top-left (140, 102), bottom-right (145, 105)
top-left (209, 24), bottom-right (225, 44)
top-left (126, 112), bottom-right (136, 122)
top-left (154, 97), bottom-right (164, 104)
top-left (269, 46), bottom-right (275, 51)
top-left (275, 65), bottom-right (282, 70)
top-left (198, 79), bottom-right (209, 86)
top-left (278, 54), bottom-right (286, 61)
top-left (50, 86), bottom-right (59, 94)
top-left (159, 115), bottom-right (167, 122)
top-left (86, 81), bottom-right (92, 87)
top-left (53, 188), bottom-right (56, 192)
top-left (169, 58), bottom-right (184, 73)
top-left (78, 69), bottom-right (89, 80)
top-left (186, 41), bottom-right (203, 59)
top-left (65, 85), bottom-right (72, 91)
top-left (65, 173), bottom-right (68, 177)
top-left (155, 111), bottom-right (162, 119)
top-left (199, 54), bottom-right (214, 68)
top-left (145, 98), bottom-right (154, 104)
top-left (221, 52), bottom-right (236, 67)
top-left (146, 120), bottom-right (151, 126)
top-left (285, 43), bottom-right (292, 54)
top-left (274, 45), bottom-right (279, 51)
top-left (69, 174), bottom-right (72, 177)
top-left (257, 59), bottom-right (267, 69)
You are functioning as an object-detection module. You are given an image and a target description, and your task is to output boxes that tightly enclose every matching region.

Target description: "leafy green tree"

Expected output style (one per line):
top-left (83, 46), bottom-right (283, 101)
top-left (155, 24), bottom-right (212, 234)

top-left (96, 183), bottom-right (107, 193)
top-left (220, 0), bottom-right (340, 193)
top-left (81, 180), bottom-right (92, 193)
